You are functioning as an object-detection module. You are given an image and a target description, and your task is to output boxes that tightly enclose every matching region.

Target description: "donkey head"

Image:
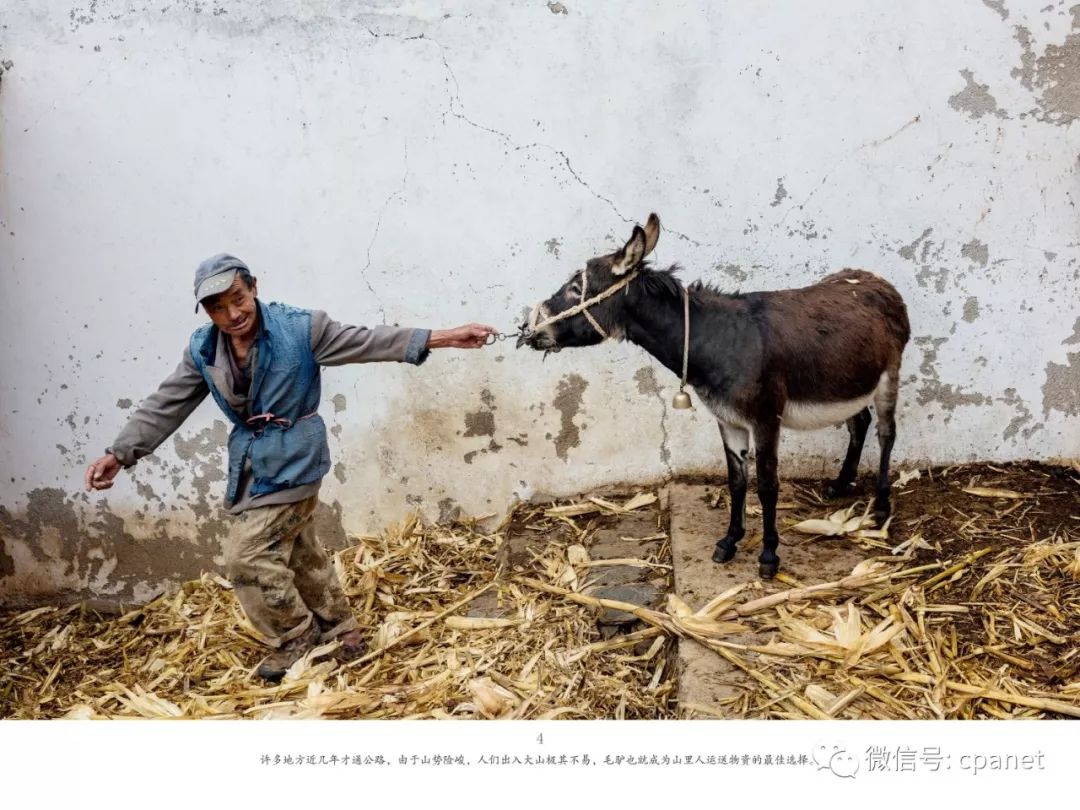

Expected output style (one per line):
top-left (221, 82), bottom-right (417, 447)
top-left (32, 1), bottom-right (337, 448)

top-left (518, 213), bottom-right (661, 352)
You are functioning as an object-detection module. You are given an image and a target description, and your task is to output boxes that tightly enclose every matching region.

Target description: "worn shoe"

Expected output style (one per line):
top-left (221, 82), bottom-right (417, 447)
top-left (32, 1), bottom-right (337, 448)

top-left (256, 622), bottom-right (321, 683)
top-left (330, 630), bottom-right (367, 663)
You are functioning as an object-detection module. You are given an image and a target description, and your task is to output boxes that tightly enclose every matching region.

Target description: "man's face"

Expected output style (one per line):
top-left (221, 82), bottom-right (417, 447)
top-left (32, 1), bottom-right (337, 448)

top-left (202, 274), bottom-right (259, 337)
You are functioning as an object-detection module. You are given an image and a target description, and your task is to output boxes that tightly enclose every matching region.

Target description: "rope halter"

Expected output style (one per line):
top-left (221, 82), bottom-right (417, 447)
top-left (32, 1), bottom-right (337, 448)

top-left (529, 266), bottom-right (640, 339)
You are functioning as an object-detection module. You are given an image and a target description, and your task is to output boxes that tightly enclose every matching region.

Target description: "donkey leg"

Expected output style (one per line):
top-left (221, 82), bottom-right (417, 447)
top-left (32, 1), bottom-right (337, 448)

top-left (753, 422), bottom-right (782, 580)
top-left (712, 422), bottom-right (749, 564)
top-left (823, 407), bottom-right (872, 499)
top-left (872, 372), bottom-right (899, 526)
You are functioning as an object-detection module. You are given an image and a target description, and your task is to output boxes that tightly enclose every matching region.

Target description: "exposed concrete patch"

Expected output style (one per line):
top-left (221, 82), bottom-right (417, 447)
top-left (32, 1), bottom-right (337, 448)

top-left (544, 237), bottom-right (562, 258)
top-left (1013, 25), bottom-right (1037, 90)
top-left (461, 390), bottom-right (500, 463)
top-left (1040, 319), bottom-right (1080, 417)
top-left (1032, 28), bottom-right (1080, 124)
top-left (172, 420), bottom-right (229, 520)
top-left (899, 227), bottom-right (934, 261)
top-left (983, 0), bottom-right (1009, 20)
top-left (634, 366), bottom-right (662, 397)
top-left (0, 487), bottom-right (206, 607)
top-left (916, 265), bottom-right (950, 293)
top-left (547, 2), bottom-right (568, 15)
top-left (1, 488), bottom-right (81, 566)
top-left (898, 227), bottom-right (952, 294)
top-left (463, 438), bottom-right (503, 465)
top-left (134, 479), bottom-right (158, 502)
top-left (786, 219), bottom-right (821, 241)
top-left (463, 410), bottom-right (495, 437)
top-left (331, 393), bottom-right (347, 414)
top-left (1042, 351), bottom-right (1080, 416)
top-left (914, 336), bottom-right (992, 411)
top-left (437, 497), bottom-right (461, 523)
top-left (333, 462), bottom-right (347, 484)
top-left (948, 69), bottom-right (1008, 119)
top-left (1063, 316), bottom-right (1080, 345)
top-left (962, 296), bottom-right (981, 323)
top-left (962, 239), bottom-right (990, 267)
top-left (116, 398), bottom-right (132, 409)
top-left (172, 420), bottom-right (229, 463)
top-left (552, 374), bottom-right (588, 460)
top-left (770, 177), bottom-right (788, 207)
top-left (1012, 14), bottom-right (1080, 124)
top-left (1000, 387), bottom-right (1043, 441)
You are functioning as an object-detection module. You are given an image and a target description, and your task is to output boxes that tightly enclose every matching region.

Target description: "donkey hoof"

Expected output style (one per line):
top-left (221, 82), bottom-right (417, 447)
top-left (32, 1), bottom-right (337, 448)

top-left (822, 479), bottom-right (853, 500)
top-left (758, 560), bottom-right (779, 580)
top-left (873, 508), bottom-right (891, 527)
top-left (712, 539), bottom-right (738, 564)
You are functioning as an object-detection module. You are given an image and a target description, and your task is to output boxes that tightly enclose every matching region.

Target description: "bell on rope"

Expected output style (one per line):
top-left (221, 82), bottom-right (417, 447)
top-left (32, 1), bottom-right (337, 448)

top-left (672, 389), bottom-right (693, 410)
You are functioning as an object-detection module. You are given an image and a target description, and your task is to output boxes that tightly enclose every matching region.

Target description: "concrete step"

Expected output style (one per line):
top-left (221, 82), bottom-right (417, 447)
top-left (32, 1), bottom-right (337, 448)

top-left (667, 481), bottom-right (869, 718)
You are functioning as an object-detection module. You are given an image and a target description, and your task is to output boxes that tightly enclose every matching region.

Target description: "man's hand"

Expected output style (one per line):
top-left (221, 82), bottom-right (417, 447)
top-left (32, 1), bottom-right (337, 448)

top-left (85, 453), bottom-right (123, 491)
top-left (426, 323), bottom-right (498, 349)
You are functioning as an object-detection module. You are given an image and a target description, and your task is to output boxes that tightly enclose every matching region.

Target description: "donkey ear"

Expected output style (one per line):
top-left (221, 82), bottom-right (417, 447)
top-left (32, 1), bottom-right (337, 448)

top-left (612, 226), bottom-right (647, 276)
top-left (642, 213), bottom-right (661, 257)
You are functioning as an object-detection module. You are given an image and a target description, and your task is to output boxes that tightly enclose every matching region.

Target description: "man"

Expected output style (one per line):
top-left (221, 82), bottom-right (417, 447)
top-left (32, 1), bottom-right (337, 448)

top-left (84, 254), bottom-right (496, 681)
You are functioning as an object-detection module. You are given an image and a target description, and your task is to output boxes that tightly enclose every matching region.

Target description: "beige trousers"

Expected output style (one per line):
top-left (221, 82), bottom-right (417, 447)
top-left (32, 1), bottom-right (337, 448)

top-left (221, 495), bottom-right (357, 648)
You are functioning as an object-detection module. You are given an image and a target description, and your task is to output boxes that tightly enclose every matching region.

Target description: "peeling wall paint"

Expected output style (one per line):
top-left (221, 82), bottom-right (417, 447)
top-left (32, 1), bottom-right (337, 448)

top-left (1043, 319), bottom-right (1080, 417)
top-left (1, 0), bottom-right (1078, 606)
top-left (949, 69), bottom-right (1009, 119)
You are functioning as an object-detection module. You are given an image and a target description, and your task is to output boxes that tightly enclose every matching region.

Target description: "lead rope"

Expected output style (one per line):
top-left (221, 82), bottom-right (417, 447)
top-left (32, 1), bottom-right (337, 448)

top-left (682, 287), bottom-right (689, 389)
top-left (673, 286), bottom-right (693, 410)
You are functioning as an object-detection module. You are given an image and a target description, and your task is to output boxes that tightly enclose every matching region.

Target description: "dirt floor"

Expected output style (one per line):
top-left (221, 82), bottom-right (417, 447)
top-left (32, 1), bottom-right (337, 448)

top-left (675, 462), bottom-right (1080, 718)
top-left (1, 462), bottom-right (1077, 720)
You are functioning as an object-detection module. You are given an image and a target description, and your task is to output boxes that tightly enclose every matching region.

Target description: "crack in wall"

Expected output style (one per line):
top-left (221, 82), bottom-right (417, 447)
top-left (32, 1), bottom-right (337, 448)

top-left (435, 45), bottom-right (634, 228)
top-left (856, 114), bottom-right (922, 150)
top-left (429, 41), bottom-right (718, 248)
top-left (359, 141), bottom-right (409, 324)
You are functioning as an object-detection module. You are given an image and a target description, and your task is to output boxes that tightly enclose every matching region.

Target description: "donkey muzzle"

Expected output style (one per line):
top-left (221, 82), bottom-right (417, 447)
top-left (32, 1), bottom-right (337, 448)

top-left (517, 328), bottom-right (560, 351)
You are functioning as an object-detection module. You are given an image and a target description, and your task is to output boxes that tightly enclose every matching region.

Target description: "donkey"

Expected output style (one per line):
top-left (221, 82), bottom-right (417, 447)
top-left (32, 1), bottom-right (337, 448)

top-left (518, 214), bottom-right (911, 579)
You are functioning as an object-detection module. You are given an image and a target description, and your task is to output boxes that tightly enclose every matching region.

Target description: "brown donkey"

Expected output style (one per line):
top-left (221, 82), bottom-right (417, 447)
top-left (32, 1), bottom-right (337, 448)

top-left (518, 214), bottom-right (911, 579)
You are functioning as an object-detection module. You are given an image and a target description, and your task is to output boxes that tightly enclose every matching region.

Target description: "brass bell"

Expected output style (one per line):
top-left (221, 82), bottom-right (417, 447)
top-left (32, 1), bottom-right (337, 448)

top-left (672, 389), bottom-right (693, 410)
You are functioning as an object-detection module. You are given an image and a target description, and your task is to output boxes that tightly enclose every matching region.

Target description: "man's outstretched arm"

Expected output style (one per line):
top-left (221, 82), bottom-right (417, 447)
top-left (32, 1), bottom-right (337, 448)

top-left (85, 348), bottom-right (210, 491)
top-left (310, 311), bottom-right (495, 366)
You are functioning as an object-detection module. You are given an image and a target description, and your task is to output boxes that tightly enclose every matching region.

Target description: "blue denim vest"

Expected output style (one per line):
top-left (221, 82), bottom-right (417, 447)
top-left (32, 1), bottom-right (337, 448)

top-left (189, 300), bottom-right (330, 505)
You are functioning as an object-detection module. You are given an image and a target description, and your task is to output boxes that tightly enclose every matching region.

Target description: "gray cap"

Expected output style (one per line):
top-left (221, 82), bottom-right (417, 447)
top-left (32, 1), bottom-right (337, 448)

top-left (194, 253), bottom-right (250, 312)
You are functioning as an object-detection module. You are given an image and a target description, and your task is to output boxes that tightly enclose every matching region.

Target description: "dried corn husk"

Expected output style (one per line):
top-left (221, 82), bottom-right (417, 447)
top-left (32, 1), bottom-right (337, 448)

top-left (3, 465), bottom-right (1077, 722)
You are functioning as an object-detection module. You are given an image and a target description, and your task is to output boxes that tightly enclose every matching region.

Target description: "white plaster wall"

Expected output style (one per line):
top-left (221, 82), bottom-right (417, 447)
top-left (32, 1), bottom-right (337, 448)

top-left (1, 0), bottom-right (1078, 603)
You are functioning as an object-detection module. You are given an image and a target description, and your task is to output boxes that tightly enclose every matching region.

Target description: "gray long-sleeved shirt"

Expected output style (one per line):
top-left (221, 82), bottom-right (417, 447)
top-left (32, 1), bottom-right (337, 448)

top-left (108, 307), bottom-right (430, 514)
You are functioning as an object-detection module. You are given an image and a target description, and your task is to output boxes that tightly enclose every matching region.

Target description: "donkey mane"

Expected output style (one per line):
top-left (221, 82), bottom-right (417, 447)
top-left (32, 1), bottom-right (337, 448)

top-left (636, 263), bottom-right (746, 303)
